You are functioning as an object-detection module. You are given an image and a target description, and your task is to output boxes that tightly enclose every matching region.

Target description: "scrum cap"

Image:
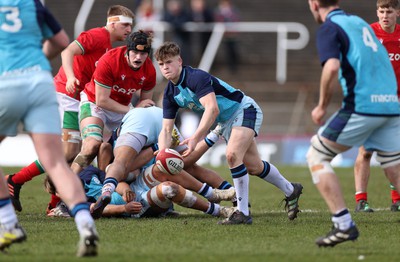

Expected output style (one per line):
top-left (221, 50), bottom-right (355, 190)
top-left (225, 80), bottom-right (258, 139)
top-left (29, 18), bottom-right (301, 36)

top-left (127, 31), bottom-right (151, 53)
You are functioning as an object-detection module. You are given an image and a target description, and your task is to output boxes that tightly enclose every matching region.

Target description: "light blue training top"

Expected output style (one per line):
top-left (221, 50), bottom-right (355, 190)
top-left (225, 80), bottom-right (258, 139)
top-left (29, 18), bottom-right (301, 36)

top-left (0, 0), bottom-right (62, 76)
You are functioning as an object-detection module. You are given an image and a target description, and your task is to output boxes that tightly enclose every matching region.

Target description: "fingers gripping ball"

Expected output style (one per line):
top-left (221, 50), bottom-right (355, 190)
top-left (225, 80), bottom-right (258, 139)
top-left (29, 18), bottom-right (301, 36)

top-left (156, 148), bottom-right (184, 175)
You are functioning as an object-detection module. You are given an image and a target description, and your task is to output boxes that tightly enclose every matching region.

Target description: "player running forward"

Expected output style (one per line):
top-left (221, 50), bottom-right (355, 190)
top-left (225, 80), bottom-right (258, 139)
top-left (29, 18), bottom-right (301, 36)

top-left (0, 0), bottom-right (98, 256)
top-left (155, 42), bottom-right (303, 225)
top-left (6, 5), bottom-right (134, 214)
top-left (70, 30), bottom-right (156, 177)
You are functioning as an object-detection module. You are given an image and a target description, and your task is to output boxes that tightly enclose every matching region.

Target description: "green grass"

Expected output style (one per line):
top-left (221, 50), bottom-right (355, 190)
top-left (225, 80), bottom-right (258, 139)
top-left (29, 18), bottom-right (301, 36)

top-left (1, 165), bottom-right (399, 261)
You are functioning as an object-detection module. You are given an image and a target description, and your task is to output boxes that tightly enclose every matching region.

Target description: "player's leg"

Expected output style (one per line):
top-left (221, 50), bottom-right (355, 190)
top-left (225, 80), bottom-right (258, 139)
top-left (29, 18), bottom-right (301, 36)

top-left (5, 159), bottom-right (45, 212)
top-left (307, 135), bottom-right (359, 247)
top-left (32, 133), bottom-right (98, 256)
top-left (0, 165), bottom-right (26, 251)
top-left (147, 182), bottom-right (235, 218)
top-left (377, 152), bottom-right (400, 212)
top-left (71, 116), bottom-right (104, 174)
top-left (244, 139), bottom-right (303, 220)
top-left (354, 146), bottom-right (373, 212)
top-left (92, 132), bottom-right (145, 219)
top-left (390, 183), bottom-right (400, 211)
top-left (220, 126), bottom-right (254, 224)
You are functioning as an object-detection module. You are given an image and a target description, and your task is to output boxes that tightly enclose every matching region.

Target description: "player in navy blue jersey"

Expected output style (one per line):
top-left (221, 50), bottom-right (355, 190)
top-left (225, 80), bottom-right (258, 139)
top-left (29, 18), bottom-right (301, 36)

top-left (0, 0), bottom-right (98, 256)
top-left (307, 0), bottom-right (400, 247)
top-left (154, 41), bottom-right (303, 225)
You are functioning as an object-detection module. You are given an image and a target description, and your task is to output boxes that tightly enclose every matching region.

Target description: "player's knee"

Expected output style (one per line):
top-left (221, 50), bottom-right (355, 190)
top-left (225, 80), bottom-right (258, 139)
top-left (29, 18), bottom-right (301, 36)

top-left (360, 151), bottom-right (373, 160)
top-left (61, 130), bottom-right (81, 144)
top-left (161, 182), bottom-right (180, 199)
top-left (376, 151), bottom-right (400, 168)
top-left (81, 124), bottom-right (103, 141)
top-left (225, 150), bottom-right (239, 166)
top-left (306, 135), bottom-right (338, 184)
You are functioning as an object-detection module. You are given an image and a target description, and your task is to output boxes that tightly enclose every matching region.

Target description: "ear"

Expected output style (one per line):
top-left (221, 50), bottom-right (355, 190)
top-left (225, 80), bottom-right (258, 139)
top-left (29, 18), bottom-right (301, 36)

top-left (310, 0), bottom-right (319, 12)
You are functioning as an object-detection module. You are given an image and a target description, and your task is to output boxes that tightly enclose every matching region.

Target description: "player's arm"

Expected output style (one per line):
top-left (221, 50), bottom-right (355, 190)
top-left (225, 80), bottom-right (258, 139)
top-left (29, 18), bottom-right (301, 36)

top-left (158, 118), bottom-right (176, 151)
top-left (61, 41), bottom-right (84, 93)
top-left (95, 84), bottom-right (131, 114)
top-left (181, 92), bottom-right (219, 157)
top-left (42, 29), bottom-right (69, 60)
top-left (115, 182), bottom-right (135, 203)
top-left (312, 58), bottom-right (339, 126)
top-left (100, 202), bottom-right (142, 217)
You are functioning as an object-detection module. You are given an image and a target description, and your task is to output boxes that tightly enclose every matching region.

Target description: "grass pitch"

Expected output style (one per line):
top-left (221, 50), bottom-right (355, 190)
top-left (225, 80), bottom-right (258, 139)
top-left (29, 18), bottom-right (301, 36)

top-left (1, 165), bottom-right (399, 261)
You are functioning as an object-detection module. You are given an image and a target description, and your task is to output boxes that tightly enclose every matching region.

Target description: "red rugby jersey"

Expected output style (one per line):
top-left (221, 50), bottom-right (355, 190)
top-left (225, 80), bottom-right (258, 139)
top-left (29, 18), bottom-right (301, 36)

top-left (371, 22), bottom-right (400, 94)
top-left (54, 27), bottom-right (112, 100)
top-left (84, 46), bottom-right (156, 106)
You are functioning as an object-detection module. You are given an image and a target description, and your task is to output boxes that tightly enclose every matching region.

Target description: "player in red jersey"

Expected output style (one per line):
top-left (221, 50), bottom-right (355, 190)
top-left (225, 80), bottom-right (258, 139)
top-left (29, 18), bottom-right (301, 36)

top-left (354, 0), bottom-right (400, 212)
top-left (70, 30), bottom-right (156, 188)
top-left (6, 5), bottom-right (134, 214)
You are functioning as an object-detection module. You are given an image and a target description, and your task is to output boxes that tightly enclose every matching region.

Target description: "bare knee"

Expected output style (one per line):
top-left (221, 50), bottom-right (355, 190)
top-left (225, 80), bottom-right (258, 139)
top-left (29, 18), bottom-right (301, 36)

top-left (226, 151), bottom-right (240, 167)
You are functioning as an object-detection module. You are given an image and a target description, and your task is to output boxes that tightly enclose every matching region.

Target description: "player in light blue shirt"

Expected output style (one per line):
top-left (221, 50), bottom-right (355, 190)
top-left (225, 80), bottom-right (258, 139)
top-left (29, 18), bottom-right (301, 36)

top-left (307, 0), bottom-right (400, 248)
top-left (0, 0), bottom-right (98, 256)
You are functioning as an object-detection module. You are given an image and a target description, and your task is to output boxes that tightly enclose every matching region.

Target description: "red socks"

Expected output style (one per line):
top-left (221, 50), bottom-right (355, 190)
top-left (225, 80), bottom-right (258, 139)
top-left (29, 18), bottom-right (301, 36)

top-left (355, 192), bottom-right (367, 203)
top-left (11, 160), bottom-right (45, 185)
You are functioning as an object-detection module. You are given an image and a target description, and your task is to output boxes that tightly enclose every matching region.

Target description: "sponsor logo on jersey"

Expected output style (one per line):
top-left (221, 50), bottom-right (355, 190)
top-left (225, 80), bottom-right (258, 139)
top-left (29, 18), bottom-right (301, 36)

top-left (388, 53), bottom-right (400, 61)
top-left (370, 94), bottom-right (398, 103)
top-left (112, 85), bottom-right (137, 95)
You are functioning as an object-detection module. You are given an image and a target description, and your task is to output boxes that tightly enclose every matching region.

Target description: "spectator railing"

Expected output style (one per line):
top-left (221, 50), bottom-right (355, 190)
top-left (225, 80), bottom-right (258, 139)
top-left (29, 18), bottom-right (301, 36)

top-left (74, 0), bottom-right (309, 84)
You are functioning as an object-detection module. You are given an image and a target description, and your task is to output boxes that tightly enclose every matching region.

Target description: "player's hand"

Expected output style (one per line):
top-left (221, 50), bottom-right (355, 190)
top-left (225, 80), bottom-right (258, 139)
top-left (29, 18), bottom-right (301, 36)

top-left (180, 137), bottom-right (197, 157)
top-left (122, 189), bottom-right (135, 203)
top-left (65, 77), bottom-right (80, 94)
top-left (311, 105), bottom-right (326, 126)
top-left (124, 201), bottom-right (143, 214)
top-left (136, 99), bottom-right (155, 108)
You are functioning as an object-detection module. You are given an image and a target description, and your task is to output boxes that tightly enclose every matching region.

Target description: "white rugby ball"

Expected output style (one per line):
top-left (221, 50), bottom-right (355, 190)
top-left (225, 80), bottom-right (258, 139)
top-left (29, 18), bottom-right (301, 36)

top-left (156, 148), bottom-right (184, 175)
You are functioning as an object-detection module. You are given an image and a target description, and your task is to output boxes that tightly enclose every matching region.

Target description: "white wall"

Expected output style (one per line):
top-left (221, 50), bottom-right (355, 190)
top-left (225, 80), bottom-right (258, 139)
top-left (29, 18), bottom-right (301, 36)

top-left (0, 135), bottom-right (37, 166)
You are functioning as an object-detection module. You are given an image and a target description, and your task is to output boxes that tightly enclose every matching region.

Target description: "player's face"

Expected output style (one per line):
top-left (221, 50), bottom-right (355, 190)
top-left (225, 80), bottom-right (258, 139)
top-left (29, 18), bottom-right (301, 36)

top-left (127, 50), bottom-right (149, 70)
top-left (112, 22), bottom-right (133, 41)
top-left (377, 7), bottom-right (399, 33)
top-left (157, 55), bottom-right (182, 83)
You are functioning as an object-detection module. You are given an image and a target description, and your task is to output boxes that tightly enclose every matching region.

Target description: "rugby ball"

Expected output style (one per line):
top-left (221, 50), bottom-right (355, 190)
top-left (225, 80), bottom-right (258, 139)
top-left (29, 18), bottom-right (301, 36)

top-left (156, 148), bottom-right (184, 175)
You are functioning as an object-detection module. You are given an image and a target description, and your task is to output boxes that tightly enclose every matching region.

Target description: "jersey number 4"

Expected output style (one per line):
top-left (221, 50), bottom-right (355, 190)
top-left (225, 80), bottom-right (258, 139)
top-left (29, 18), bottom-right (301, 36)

top-left (0, 7), bottom-right (22, 32)
top-left (362, 27), bottom-right (378, 52)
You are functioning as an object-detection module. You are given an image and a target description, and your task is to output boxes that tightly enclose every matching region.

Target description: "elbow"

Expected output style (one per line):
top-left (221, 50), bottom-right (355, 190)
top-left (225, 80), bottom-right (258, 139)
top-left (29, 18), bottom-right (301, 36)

top-left (212, 106), bottom-right (220, 119)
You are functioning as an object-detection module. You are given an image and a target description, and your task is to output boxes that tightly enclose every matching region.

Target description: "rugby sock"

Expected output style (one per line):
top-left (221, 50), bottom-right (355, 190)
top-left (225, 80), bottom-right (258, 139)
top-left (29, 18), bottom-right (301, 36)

top-left (390, 184), bottom-right (400, 203)
top-left (102, 177), bottom-right (118, 195)
top-left (205, 202), bottom-right (220, 216)
top-left (332, 209), bottom-right (353, 231)
top-left (230, 164), bottom-right (249, 216)
top-left (198, 183), bottom-right (213, 199)
top-left (12, 160), bottom-right (45, 184)
top-left (71, 203), bottom-right (95, 233)
top-left (49, 194), bottom-right (61, 209)
top-left (0, 198), bottom-right (18, 230)
top-left (204, 130), bottom-right (219, 147)
top-left (258, 161), bottom-right (294, 197)
top-left (355, 192), bottom-right (368, 203)
top-left (218, 181), bottom-right (233, 189)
